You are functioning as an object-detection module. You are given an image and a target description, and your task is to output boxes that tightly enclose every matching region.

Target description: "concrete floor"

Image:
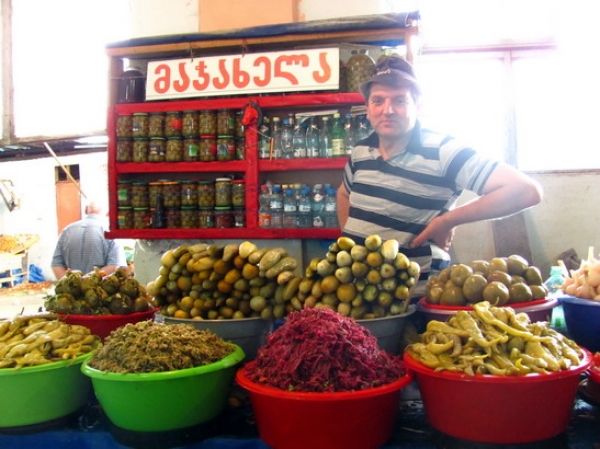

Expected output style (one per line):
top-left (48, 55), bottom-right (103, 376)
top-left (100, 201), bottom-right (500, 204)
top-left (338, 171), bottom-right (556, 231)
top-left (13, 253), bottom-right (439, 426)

top-left (0, 283), bottom-right (52, 320)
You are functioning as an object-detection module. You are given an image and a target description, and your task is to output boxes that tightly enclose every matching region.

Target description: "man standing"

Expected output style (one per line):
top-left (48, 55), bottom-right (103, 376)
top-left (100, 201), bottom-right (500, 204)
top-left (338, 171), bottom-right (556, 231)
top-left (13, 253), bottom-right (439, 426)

top-left (337, 56), bottom-right (542, 298)
top-left (51, 199), bottom-right (126, 279)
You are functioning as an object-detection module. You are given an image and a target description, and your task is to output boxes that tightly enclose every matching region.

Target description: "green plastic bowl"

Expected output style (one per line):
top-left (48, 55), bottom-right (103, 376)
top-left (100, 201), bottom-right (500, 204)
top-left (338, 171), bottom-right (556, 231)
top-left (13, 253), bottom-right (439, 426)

top-left (0, 352), bottom-right (93, 428)
top-left (81, 344), bottom-right (245, 432)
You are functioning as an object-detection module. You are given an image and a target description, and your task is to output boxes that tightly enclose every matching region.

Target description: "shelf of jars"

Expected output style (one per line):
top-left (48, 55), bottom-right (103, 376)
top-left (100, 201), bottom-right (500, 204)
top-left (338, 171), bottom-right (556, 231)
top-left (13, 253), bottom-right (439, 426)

top-left (107, 91), bottom-right (363, 240)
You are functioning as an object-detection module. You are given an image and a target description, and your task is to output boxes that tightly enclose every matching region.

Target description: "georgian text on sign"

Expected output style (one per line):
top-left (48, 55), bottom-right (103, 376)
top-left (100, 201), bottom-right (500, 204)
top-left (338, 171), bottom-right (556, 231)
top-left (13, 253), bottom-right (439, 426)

top-left (145, 48), bottom-right (340, 101)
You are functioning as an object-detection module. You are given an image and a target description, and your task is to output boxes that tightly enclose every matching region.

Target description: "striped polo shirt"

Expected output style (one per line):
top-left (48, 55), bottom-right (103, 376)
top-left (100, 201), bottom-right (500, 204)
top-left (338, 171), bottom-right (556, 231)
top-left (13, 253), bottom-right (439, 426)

top-left (341, 121), bottom-right (498, 298)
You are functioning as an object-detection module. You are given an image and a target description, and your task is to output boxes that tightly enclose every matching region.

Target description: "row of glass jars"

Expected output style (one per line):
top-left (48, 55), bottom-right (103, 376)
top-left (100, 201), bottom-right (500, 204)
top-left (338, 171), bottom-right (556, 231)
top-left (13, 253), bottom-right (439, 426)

top-left (118, 178), bottom-right (246, 209)
top-left (116, 135), bottom-right (247, 162)
top-left (116, 109), bottom-right (246, 139)
top-left (117, 206), bottom-right (245, 229)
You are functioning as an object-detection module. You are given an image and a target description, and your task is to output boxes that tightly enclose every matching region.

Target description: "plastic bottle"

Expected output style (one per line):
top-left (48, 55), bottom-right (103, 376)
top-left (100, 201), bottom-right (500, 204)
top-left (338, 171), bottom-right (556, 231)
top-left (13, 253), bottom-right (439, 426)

top-left (281, 117), bottom-right (294, 159)
top-left (354, 115), bottom-right (371, 142)
top-left (292, 118), bottom-right (307, 158)
top-left (330, 113), bottom-right (345, 157)
top-left (258, 184), bottom-right (271, 228)
top-left (545, 266), bottom-right (567, 331)
top-left (311, 184), bottom-right (325, 228)
top-left (306, 116), bottom-right (320, 158)
top-left (343, 113), bottom-right (355, 154)
top-left (319, 116), bottom-right (333, 158)
top-left (297, 186), bottom-right (313, 228)
top-left (269, 185), bottom-right (283, 228)
top-left (270, 117), bottom-right (283, 159)
top-left (283, 188), bottom-right (298, 228)
top-left (323, 186), bottom-right (339, 228)
top-left (258, 116), bottom-right (271, 159)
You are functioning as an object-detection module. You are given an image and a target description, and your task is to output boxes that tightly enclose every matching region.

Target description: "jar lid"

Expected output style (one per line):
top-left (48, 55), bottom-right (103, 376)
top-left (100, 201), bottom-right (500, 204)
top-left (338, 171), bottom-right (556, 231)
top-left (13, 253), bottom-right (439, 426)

top-left (214, 206), bottom-right (232, 211)
top-left (117, 180), bottom-right (133, 184)
top-left (117, 137), bottom-right (133, 141)
top-left (200, 135), bottom-right (217, 139)
top-left (181, 206), bottom-right (197, 210)
top-left (118, 207), bottom-right (133, 210)
top-left (133, 137), bottom-right (149, 141)
top-left (180, 180), bottom-right (194, 184)
top-left (150, 137), bottom-right (166, 141)
top-left (217, 135), bottom-right (235, 139)
top-left (198, 207), bottom-right (213, 211)
top-left (149, 111), bottom-right (165, 115)
top-left (132, 181), bottom-right (147, 185)
top-left (232, 180), bottom-right (245, 184)
top-left (166, 111), bottom-right (181, 115)
top-left (183, 110), bottom-right (198, 113)
top-left (215, 177), bottom-right (231, 182)
top-left (133, 207), bottom-right (149, 211)
top-left (197, 180), bottom-right (214, 185)
top-left (133, 112), bottom-right (149, 116)
top-left (183, 135), bottom-right (199, 139)
top-left (167, 136), bottom-right (183, 140)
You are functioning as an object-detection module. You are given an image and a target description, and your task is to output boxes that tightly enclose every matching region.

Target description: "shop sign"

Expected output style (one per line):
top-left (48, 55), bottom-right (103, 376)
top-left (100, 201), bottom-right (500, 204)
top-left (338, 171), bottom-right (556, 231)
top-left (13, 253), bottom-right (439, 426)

top-left (145, 47), bottom-right (339, 100)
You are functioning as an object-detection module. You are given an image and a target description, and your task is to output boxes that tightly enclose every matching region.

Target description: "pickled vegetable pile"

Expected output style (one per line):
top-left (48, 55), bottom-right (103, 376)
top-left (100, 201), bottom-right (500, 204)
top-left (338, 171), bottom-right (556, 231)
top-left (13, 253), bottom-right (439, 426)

top-left (87, 321), bottom-right (235, 373)
top-left (0, 312), bottom-right (101, 369)
top-left (406, 301), bottom-right (585, 376)
top-left (244, 308), bottom-right (405, 392)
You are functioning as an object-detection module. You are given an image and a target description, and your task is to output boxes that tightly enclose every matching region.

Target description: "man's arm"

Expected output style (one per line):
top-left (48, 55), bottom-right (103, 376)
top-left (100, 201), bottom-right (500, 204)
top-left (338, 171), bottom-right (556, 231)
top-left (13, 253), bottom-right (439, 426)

top-left (337, 183), bottom-right (351, 229)
top-left (52, 266), bottom-right (68, 280)
top-left (410, 163), bottom-right (543, 249)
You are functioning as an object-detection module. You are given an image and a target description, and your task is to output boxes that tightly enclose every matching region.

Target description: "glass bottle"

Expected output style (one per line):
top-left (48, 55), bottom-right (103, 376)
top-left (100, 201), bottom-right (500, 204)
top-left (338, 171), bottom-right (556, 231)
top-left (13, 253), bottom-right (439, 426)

top-left (281, 117), bottom-right (294, 159)
top-left (343, 113), bottom-right (356, 154)
top-left (292, 118), bottom-right (307, 158)
top-left (319, 116), bottom-right (332, 158)
top-left (330, 113), bottom-right (345, 157)
top-left (270, 117), bottom-right (283, 159)
top-left (306, 116), bottom-right (320, 158)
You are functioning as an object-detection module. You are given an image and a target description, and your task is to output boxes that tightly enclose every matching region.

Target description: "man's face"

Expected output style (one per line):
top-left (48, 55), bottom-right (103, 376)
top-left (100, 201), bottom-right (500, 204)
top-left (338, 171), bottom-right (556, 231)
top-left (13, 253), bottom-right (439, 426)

top-left (366, 84), bottom-right (419, 140)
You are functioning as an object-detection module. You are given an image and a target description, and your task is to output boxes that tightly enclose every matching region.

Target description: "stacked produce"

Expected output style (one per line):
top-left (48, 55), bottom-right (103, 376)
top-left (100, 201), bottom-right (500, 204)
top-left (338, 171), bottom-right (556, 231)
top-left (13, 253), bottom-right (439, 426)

top-left (148, 242), bottom-right (300, 320)
top-left (244, 307), bottom-right (404, 392)
top-left (44, 268), bottom-right (154, 315)
top-left (406, 301), bottom-right (585, 376)
top-left (424, 254), bottom-right (548, 307)
top-left (0, 312), bottom-right (101, 368)
top-left (87, 321), bottom-right (235, 373)
top-left (300, 235), bottom-right (421, 319)
top-left (561, 247), bottom-right (600, 300)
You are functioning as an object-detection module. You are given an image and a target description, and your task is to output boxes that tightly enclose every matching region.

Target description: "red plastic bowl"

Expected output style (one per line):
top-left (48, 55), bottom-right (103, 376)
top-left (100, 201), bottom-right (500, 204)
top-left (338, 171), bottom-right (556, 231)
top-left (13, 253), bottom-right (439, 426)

top-left (418, 297), bottom-right (558, 323)
top-left (404, 350), bottom-right (591, 444)
top-left (59, 308), bottom-right (158, 341)
top-left (236, 362), bottom-right (413, 449)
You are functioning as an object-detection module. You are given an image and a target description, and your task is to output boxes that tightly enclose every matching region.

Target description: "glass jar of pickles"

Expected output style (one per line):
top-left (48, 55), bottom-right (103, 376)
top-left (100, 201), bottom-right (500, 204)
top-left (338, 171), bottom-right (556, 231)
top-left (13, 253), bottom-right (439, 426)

top-left (165, 137), bottom-right (183, 162)
top-left (217, 109), bottom-right (235, 135)
top-left (231, 180), bottom-right (245, 207)
top-left (182, 136), bottom-right (200, 162)
top-left (180, 206), bottom-right (197, 228)
top-left (162, 181), bottom-right (181, 208)
top-left (133, 138), bottom-right (149, 162)
top-left (216, 136), bottom-right (235, 161)
top-left (235, 111), bottom-right (244, 138)
top-left (235, 138), bottom-right (246, 160)
top-left (215, 177), bottom-right (232, 207)
top-left (199, 136), bottom-right (216, 161)
top-left (199, 110), bottom-right (217, 135)
top-left (116, 114), bottom-right (133, 138)
top-left (165, 111), bottom-right (182, 137)
top-left (148, 181), bottom-right (164, 207)
top-left (180, 181), bottom-right (197, 207)
top-left (117, 207), bottom-right (133, 229)
top-left (148, 137), bottom-right (166, 162)
top-left (182, 110), bottom-right (199, 136)
top-left (132, 113), bottom-right (149, 138)
top-left (133, 207), bottom-right (150, 229)
top-left (197, 180), bottom-right (215, 208)
top-left (165, 208), bottom-right (181, 229)
top-left (117, 180), bottom-right (132, 207)
top-left (198, 207), bottom-right (214, 228)
top-left (214, 207), bottom-right (234, 228)
top-left (148, 112), bottom-right (165, 137)
top-left (131, 182), bottom-right (149, 208)
top-left (116, 138), bottom-right (133, 162)
top-left (233, 207), bottom-right (245, 228)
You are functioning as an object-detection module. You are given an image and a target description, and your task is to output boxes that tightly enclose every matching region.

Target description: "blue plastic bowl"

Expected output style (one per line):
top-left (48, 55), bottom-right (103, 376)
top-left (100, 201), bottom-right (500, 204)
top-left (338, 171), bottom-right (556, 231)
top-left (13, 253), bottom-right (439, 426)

top-left (558, 295), bottom-right (600, 352)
